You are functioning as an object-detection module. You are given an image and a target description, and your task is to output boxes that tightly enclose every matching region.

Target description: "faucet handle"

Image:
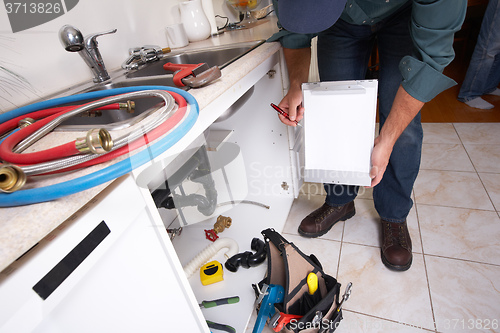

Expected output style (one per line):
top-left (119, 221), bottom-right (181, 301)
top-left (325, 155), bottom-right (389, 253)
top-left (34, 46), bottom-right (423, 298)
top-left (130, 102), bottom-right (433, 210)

top-left (85, 28), bottom-right (117, 48)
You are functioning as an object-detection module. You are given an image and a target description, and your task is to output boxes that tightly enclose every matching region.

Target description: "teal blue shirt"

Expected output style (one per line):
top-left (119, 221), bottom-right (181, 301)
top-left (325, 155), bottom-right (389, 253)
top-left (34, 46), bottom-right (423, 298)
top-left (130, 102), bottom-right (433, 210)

top-left (269, 0), bottom-right (467, 102)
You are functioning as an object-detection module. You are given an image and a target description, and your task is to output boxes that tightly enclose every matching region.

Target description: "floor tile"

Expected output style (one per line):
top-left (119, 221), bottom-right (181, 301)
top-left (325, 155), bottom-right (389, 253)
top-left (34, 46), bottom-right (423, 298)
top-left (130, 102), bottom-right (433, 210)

top-left (282, 193), bottom-right (344, 241)
top-left (426, 256), bottom-right (500, 333)
top-left (336, 311), bottom-right (430, 332)
top-left (343, 199), bottom-right (422, 253)
top-left (414, 170), bottom-right (494, 211)
top-left (420, 143), bottom-right (475, 172)
top-left (284, 234), bottom-right (341, 277)
top-left (417, 205), bottom-right (500, 265)
top-left (479, 173), bottom-right (500, 211)
top-left (337, 243), bottom-right (434, 330)
top-left (453, 123), bottom-right (500, 144)
top-left (300, 182), bottom-right (326, 196)
top-left (423, 123), bottom-right (461, 144)
top-left (356, 186), bottom-right (373, 200)
top-left (464, 144), bottom-right (500, 173)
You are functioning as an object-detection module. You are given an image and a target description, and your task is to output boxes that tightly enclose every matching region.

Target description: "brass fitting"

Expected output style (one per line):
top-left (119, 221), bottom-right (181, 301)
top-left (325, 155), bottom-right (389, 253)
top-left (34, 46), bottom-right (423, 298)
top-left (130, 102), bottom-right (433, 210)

top-left (0, 164), bottom-right (26, 193)
top-left (213, 215), bottom-right (232, 234)
top-left (80, 110), bottom-right (103, 117)
top-left (75, 128), bottom-right (113, 154)
top-left (18, 117), bottom-right (35, 128)
top-left (119, 100), bottom-right (135, 113)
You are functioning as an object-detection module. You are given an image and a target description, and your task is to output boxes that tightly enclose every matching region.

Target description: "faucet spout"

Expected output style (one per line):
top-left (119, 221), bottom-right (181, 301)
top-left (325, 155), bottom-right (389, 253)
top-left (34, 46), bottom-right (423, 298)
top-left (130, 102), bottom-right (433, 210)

top-left (59, 25), bottom-right (117, 83)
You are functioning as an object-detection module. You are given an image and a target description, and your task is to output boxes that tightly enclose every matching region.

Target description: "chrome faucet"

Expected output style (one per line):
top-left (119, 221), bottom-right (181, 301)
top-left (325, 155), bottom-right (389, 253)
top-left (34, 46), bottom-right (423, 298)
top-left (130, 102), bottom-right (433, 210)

top-left (59, 25), bottom-right (117, 83)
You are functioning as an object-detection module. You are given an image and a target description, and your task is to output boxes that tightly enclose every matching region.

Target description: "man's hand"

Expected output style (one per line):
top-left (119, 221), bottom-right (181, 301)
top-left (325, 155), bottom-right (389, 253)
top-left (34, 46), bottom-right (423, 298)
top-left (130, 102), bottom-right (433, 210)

top-left (278, 47), bottom-right (311, 127)
top-left (369, 136), bottom-right (393, 187)
top-left (278, 87), bottom-right (304, 126)
top-left (368, 85), bottom-right (424, 187)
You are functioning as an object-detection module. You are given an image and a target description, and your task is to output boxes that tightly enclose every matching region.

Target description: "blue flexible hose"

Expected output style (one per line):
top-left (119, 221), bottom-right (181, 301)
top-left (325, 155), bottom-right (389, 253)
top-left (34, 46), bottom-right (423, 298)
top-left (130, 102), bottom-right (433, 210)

top-left (0, 86), bottom-right (198, 207)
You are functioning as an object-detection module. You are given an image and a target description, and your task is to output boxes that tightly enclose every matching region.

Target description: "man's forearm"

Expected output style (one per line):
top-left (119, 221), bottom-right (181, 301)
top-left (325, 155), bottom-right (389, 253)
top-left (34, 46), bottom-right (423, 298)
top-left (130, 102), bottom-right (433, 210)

top-left (379, 85), bottom-right (424, 148)
top-left (283, 47), bottom-right (311, 91)
top-left (369, 85), bottom-right (424, 186)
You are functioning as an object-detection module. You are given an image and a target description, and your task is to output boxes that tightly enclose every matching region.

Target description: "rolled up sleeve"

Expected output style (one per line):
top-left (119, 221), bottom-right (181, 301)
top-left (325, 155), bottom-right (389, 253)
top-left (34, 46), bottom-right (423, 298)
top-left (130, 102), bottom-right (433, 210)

top-left (402, 0), bottom-right (467, 102)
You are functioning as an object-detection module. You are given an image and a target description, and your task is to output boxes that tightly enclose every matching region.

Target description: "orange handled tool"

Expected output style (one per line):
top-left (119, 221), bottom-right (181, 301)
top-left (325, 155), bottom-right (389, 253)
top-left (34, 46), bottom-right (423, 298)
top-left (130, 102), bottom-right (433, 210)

top-left (163, 62), bottom-right (221, 88)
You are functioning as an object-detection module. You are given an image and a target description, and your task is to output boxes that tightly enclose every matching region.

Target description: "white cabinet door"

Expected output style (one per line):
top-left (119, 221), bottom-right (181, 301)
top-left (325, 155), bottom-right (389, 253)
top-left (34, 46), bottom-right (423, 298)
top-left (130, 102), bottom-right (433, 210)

top-left (0, 176), bottom-right (207, 333)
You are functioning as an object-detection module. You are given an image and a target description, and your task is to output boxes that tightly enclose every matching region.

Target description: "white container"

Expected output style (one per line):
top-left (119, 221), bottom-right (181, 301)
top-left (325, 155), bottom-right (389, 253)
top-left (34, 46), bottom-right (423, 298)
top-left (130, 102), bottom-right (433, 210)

top-left (302, 80), bottom-right (378, 186)
top-left (180, 0), bottom-right (211, 42)
top-left (165, 23), bottom-right (189, 48)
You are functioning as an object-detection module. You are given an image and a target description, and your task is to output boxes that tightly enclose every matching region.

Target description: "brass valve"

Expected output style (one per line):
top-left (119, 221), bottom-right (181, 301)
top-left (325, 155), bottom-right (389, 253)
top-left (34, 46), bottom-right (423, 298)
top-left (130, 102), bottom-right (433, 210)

top-left (213, 215), bottom-right (232, 234)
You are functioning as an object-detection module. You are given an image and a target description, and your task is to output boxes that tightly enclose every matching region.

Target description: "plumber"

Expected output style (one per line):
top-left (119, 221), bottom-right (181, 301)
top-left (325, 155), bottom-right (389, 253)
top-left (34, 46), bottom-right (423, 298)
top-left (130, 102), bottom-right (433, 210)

top-left (269, 0), bottom-right (467, 271)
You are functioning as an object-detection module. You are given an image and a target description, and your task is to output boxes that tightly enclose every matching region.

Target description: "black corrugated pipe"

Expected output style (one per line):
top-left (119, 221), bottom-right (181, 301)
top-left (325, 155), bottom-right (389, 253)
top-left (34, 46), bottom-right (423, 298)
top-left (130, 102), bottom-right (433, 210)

top-left (225, 238), bottom-right (266, 272)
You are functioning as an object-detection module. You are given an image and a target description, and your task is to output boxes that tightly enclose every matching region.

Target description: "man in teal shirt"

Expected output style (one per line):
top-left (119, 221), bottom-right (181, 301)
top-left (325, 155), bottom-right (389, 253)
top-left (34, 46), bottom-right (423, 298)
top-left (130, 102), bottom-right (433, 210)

top-left (270, 0), bottom-right (466, 271)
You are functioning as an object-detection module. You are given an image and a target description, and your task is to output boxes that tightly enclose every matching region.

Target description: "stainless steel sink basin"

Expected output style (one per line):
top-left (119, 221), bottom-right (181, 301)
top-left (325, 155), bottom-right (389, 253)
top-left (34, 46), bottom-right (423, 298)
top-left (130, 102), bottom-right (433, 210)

top-left (57, 76), bottom-right (179, 131)
top-left (126, 40), bottom-right (265, 79)
top-left (56, 40), bottom-right (265, 131)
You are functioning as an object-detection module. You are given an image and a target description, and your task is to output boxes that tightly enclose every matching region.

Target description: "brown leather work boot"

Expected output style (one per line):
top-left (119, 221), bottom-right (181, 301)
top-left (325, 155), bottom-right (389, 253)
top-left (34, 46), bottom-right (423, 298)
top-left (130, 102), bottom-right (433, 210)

top-left (298, 202), bottom-right (355, 238)
top-left (381, 220), bottom-right (412, 271)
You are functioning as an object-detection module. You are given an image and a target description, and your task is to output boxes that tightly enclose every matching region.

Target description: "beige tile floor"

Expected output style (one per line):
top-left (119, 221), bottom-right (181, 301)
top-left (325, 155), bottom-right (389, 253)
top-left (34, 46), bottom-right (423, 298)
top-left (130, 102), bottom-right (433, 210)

top-left (246, 123), bottom-right (500, 333)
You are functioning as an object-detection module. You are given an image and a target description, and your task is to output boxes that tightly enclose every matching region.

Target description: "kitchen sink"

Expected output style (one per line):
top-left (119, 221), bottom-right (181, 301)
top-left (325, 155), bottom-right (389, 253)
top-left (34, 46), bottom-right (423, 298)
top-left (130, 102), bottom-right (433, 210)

top-left (126, 40), bottom-right (265, 78)
top-left (57, 40), bottom-right (265, 131)
top-left (57, 76), bottom-right (179, 131)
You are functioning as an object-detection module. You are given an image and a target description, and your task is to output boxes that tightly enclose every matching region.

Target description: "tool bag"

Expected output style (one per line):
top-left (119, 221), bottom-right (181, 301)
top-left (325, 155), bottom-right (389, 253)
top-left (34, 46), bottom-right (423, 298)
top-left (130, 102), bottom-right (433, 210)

top-left (258, 228), bottom-right (344, 333)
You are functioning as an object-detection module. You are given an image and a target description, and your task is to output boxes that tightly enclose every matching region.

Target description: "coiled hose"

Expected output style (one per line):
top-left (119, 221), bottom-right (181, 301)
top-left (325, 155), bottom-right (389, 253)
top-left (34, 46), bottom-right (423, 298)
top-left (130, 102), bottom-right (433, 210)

top-left (183, 238), bottom-right (239, 278)
top-left (15, 90), bottom-right (179, 175)
top-left (0, 86), bottom-right (198, 207)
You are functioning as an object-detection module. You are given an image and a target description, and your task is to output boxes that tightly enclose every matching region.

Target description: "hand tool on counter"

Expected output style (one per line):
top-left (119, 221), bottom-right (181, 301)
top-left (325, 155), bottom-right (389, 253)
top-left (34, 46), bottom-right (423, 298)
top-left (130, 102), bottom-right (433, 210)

top-left (199, 296), bottom-right (240, 309)
top-left (206, 320), bottom-right (236, 333)
top-left (163, 62), bottom-right (221, 88)
top-left (252, 284), bottom-right (284, 333)
top-left (270, 103), bottom-right (302, 127)
top-left (122, 45), bottom-right (171, 70)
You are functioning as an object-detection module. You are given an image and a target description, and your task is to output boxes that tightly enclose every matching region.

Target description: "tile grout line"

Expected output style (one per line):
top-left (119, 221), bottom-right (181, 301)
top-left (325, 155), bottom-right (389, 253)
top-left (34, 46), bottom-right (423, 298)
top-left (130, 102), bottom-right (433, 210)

top-left (416, 202), bottom-right (496, 212)
top-left (336, 217), bottom-right (346, 279)
top-left (423, 252), bottom-right (500, 268)
top-left (414, 201), bottom-right (438, 332)
top-left (452, 123), bottom-right (498, 212)
top-left (342, 309), bottom-right (437, 332)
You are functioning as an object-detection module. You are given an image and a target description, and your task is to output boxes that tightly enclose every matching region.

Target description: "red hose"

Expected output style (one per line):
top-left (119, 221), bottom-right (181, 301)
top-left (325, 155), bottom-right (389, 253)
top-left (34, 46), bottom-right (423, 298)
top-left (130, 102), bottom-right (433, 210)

top-left (0, 110), bottom-right (81, 164)
top-left (0, 103), bottom-right (127, 136)
top-left (42, 92), bottom-right (187, 174)
top-left (0, 100), bottom-right (129, 164)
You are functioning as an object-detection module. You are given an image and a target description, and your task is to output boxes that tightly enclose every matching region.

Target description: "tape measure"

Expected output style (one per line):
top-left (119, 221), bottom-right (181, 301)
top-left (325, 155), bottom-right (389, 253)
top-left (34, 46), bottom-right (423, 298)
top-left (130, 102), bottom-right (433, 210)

top-left (200, 260), bottom-right (224, 286)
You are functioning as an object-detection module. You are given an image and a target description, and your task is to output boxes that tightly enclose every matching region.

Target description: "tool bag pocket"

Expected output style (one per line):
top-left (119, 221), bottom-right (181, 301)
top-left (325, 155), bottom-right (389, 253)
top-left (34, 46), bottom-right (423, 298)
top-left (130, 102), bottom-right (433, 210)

top-left (260, 228), bottom-right (343, 333)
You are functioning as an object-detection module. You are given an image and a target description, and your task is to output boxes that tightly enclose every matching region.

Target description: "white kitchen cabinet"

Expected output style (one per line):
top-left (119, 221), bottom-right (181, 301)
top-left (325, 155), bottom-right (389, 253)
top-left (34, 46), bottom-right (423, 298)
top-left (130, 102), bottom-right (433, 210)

top-left (0, 176), bottom-right (206, 333)
top-left (0, 47), bottom-right (296, 333)
top-left (156, 53), bottom-right (296, 333)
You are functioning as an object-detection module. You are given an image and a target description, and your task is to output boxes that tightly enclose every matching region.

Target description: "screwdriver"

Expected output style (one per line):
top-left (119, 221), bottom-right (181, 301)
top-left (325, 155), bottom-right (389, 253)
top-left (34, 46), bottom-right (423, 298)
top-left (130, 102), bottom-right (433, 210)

top-left (199, 296), bottom-right (240, 308)
top-left (270, 103), bottom-right (302, 127)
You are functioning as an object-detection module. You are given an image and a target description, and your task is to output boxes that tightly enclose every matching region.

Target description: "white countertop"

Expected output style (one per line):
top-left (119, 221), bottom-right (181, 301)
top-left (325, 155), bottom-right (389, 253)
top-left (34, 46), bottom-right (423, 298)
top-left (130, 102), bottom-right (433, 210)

top-left (0, 18), bottom-right (281, 273)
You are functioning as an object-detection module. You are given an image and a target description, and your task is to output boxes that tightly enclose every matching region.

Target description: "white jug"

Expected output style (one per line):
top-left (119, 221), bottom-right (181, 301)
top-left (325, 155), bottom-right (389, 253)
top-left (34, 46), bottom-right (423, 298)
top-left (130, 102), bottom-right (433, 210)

top-left (180, 0), bottom-right (211, 42)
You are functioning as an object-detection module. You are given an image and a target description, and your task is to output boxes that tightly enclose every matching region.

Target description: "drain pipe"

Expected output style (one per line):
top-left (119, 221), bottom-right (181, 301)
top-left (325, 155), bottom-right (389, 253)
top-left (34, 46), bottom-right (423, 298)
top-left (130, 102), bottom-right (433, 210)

top-left (183, 237), bottom-right (239, 278)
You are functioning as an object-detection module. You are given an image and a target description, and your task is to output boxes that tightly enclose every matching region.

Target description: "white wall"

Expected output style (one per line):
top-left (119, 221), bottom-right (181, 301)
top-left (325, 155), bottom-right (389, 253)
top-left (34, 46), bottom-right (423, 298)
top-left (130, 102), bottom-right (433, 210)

top-left (0, 0), bottom-right (264, 113)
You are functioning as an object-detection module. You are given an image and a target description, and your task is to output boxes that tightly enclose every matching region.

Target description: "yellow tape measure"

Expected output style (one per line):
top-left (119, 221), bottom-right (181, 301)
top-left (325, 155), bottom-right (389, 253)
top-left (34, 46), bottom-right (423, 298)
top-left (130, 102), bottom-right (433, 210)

top-left (200, 260), bottom-right (224, 286)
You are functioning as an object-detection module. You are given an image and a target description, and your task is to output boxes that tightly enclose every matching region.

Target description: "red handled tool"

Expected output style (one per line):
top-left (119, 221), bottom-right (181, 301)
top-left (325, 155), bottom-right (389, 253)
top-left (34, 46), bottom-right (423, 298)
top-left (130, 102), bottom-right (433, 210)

top-left (163, 62), bottom-right (221, 88)
top-left (270, 103), bottom-right (302, 127)
top-left (269, 312), bottom-right (303, 332)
